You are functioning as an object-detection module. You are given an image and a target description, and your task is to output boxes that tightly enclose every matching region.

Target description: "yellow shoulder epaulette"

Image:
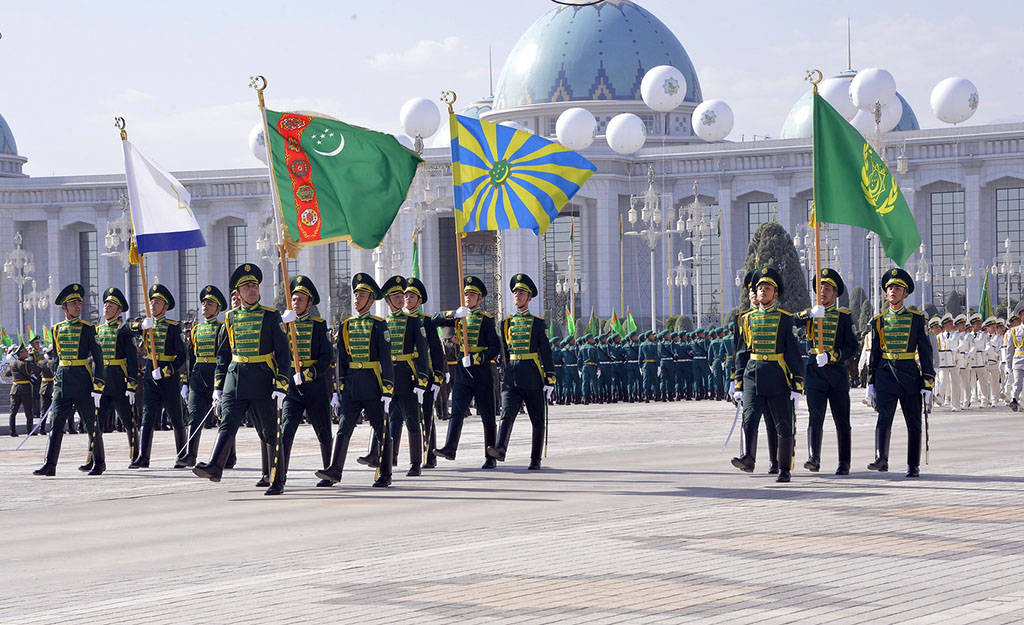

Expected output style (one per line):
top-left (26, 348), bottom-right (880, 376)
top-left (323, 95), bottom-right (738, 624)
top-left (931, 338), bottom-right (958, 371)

top-left (78, 319), bottom-right (94, 327)
top-left (260, 305), bottom-right (276, 313)
top-left (839, 307), bottom-right (851, 314)
top-left (479, 311), bottom-right (494, 318)
top-left (310, 316), bottom-right (325, 323)
top-left (778, 308), bottom-right (792, 316)
top-left (166, 319), bottom-right (180, 326)
top-left (369, 315), bottom-right (385, 322)
top-left (909, 308), bottom-right (925, 316)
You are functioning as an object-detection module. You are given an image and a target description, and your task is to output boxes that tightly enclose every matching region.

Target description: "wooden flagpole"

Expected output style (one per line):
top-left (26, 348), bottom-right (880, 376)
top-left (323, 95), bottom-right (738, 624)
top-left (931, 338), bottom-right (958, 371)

top-left (808, 71), bottom-right (824, 353)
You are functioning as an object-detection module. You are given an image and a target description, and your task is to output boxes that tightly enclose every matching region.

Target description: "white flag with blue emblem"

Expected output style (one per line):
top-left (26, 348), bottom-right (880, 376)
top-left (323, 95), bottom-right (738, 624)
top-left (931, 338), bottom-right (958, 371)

top-left (121, 140), bottom-right (205, 254)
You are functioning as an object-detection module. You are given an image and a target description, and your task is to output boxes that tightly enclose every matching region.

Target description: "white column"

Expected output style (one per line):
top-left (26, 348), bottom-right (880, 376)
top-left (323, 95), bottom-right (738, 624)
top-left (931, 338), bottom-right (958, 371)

top-left (716, 177), bottom-right (737, 312)
top-left (964, 166), bottom-right (982, 307)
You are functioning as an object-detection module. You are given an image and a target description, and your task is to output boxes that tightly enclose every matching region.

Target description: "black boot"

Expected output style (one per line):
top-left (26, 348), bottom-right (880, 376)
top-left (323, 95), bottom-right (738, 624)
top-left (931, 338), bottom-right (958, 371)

top-left (129, 424), bottom-right (152, 468)
top-left (34, 428), bottom-right (63, 476)
top-left (265, 437), bottom-right (291, 495)
top-left (766, 426), bottom-right (779, 474)
top-left (319, 441), bottom-right (332, 471)
top-left (256, 444), bottom-right (271, 487)
top-left (776, 436), bottom-right (794, 483)
top-left (358, 436), bottom-right (381, 468)
top-left (433, 414), bottom-right (464, 460)
top-left (528, 424), bottom-right (544, 470)
top-left (424, 421), bottom-right (437, 469)
top-left (867, 427), bottom-right (890, 472)
top-left (803, 424), bottom-right (822, 472)
top-left (373, 428), bottom-right (393, 487)
top-left (730, 422), bottom-right (758, 473)
top-left (906, 428), bottom-right (921, 478)
top-left (192, 430), bottom-right (233, 482)
top-left (835, 428), bottom-right (852, 475)
top-left (486, 418), bottom-right (514, 461)
top-left (316, 431), bottom-right (352, 485)
top-left (171, 425), bottom-right (188, 468)
top-left (481, 419), bottom-right (497, 469)
top-left (179, 421), bottom-right (201, 468)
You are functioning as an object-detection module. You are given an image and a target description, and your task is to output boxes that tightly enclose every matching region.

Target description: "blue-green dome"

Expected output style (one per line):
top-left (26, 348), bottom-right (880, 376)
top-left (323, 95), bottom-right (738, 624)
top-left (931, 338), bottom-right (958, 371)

top-left (0, 113), bottom-right (17, 156)
top-left (493, 0), bottom-right (701, 110)
top-left (780, 70), bottom-right (919, 139)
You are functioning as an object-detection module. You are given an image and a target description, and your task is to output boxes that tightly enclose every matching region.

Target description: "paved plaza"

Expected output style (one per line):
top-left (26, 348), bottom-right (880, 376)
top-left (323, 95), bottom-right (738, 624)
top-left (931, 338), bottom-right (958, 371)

top-left (2, 397), bottom-right (1023, 624)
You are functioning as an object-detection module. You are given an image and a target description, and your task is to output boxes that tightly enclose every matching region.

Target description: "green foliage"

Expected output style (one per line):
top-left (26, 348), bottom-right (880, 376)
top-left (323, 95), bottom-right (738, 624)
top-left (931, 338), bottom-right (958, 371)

top-left (923, 302), bottom-right (939, 319)
top-left (859, 300), bottom-right (875, 330)
top-left (945, 290), bottom-right (963, 316)
top-left (678, 316), bottom-right (694, 332)
top-left (742, 222), bottom-right (811, 314)
top-left (847, 286), bottom-right (867, 331)
top-left (664, 315), bottom-right (678, 331)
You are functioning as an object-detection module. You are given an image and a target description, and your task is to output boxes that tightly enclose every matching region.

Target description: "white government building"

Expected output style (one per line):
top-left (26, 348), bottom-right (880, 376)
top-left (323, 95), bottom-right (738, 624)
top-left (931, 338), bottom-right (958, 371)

top-left (1, 0), bottom-right (1022, 335)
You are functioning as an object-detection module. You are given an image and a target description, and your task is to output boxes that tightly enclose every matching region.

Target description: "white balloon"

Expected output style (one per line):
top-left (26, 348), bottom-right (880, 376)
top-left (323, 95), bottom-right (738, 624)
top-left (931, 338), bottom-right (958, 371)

top-left (691, 99), bottom-right (734, 142)
top-left (640, 65), bottom-right (687, 112)
top-left (399, 97), bottom-right (441, 139)
top-left (606, 113), bottom-right (647, 155)
top-left (850, 68), bottom-right (897, 111)
top-left (878, 96), bottom-right (904, 133)
top-left (395, 134), bottom-right (415, 151)
top-left (850, 109), bottom-right (877, 138)
top-left (555, 107), bottom-right (597, 151)
top-left (819, 77), bottom-right (858, 120)
top-left (931, 77), bottom-right (979, 125)
top-left (248, 123), bottom-right (268, 164)
top-left (499, 120), bottom-right (529, 133)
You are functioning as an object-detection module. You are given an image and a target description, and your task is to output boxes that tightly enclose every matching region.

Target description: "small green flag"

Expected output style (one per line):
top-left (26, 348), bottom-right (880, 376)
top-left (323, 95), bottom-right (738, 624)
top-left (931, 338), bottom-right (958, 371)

top-left (264, 109), bottom-right (422, 250)
top-left (586, 307), bottom-right (599, 335)
top-left (27, 325), bottom-right (36, 342)
top-left (0, 329), bottom-right (10, 347)
top-left (43, 326), bottom-right (52, 347)
top-left (411, 235), bottom-right (420, 280)
top-left (610, 310), bottom-right (625, 337)
top-left (812, 93), bottom-right (921, 266)
top-left (566, 308), bottom-right (576, 336)
top-left (625, 309), bottom-right (638, 334)
top-left (979, 270), bottom-right (993, 320)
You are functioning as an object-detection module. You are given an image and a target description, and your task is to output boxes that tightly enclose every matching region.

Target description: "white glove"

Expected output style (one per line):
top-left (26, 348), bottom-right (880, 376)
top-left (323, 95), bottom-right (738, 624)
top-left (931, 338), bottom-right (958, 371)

top-left (790, 391), bottom-right (802, 402)
top-left (272, 390), bottom-right (285, 410)
top-left (293, 371), bottom-right (304, 386)
top-left (445, 372), bottom-right (451, 383)
top-left (330, 392), bottom-right (341, 410)
top-left (382, 396), bottom-right (392, 413)
top-left (809, 304), bottom-right (826, 319)
top-left (728, 381), bottom-right (736, 396)
top-left (180, 386), bottom-right (188, 400)
top-left (280, 309), bottom-right (297, 324)
top-left (544, 385), bottom-right (554, 401)
top-left (431, 383), bottom-right (441, 401)
top-left (127, 390), bottom-right (136, 405)
top-left (453, 306), bottom-right (470, 319)
top-left (732, 390), bottom-right (743, 403)
top-left (141, 317), bottom-right (155, 330)
top-left (816, 352), bottom-right (829, 368)
top-left (867, 384), bottom-right (876, 408)
top-left (152, 368), bottom-right (163, 381)
top-left (92, 392), bottom-right (102, 409)
top-left (414, 387), bottom-right (425, 402)
top-left (212, 389), bottom-right (222, 406)
top-left (461, 355), bottom-right (472, 368)
top-left (921, 389), bottom-right (932, 405)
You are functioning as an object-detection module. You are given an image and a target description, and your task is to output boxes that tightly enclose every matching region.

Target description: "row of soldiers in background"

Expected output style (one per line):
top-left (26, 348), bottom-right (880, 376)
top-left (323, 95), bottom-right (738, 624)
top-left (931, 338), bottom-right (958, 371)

top-left (930, 310), bottom-right (1024, 412)
top-left (549, 327), bottom-right (734, 404)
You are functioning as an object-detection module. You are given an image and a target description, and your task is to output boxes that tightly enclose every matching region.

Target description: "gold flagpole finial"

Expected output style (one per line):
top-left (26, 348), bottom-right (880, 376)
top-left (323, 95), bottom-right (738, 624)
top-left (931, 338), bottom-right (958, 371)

top-left (114, 116), bottom-right (127, 141)
top-left (440, 91), bottom-right (457, 114)
top-left (249, 75), bottom-right (268, 108)
top-left (805, 69), bottom-right (823, 94)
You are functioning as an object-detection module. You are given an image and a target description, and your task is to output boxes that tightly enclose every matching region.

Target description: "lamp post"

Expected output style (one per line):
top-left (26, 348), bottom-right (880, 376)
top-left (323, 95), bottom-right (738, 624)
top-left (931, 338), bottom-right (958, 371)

top-left (4, 231), bottom-right (34, 334)
top-left (907, 244), bottom-right (931, 308)
top-left (255, 221), bottom-right (278, 299)
top-left (624, 165), bottom-right (664, 332)
top-left (667, 180), bottom-right (712, 328)
top-left (866, 231), bottom-right (882, 314)
top-left (101, 194), bottom-right (133, 308)
top-left (950, 239), bottom-right (975, 312)
top-left (23, 278), bottom-right (48, 334)
top-left (554, 271), bottom-right (586, 329)
top-left (992, 236), bottom-right (1019, 313)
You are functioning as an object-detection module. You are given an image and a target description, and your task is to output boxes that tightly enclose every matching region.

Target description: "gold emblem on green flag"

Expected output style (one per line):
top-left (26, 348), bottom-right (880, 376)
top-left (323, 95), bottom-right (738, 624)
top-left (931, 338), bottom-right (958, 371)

top-left (861, 144), bottom-right (898, 215)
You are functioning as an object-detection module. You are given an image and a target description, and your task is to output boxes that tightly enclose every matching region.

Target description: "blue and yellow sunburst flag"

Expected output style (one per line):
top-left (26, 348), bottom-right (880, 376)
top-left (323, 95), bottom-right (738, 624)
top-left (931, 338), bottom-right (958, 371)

top-left (450, 113), bottom-right (596, 235)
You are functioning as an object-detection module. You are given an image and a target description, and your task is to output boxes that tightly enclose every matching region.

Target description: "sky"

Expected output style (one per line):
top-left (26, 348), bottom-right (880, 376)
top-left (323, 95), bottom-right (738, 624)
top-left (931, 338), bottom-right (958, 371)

top-left (2, 0), bottom-right (1022, 177)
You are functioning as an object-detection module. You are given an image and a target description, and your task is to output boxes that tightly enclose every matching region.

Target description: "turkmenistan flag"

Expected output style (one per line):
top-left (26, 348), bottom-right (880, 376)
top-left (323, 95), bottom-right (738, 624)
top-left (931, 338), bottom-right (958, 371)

top-left (812, 93), bottom-right (920, 266)
top-left (979, 270), bottom-right (993, 319)
top-left (625, 309), bottom-right (638, 334)
top-left (264, 110), bottom-right (422, 250)
top-left (565, 308), bottom-right (576, 336)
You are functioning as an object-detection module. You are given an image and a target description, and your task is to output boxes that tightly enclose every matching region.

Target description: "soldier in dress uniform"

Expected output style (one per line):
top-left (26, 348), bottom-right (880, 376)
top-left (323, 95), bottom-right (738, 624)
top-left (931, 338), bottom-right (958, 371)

top-left (266, 275), bottom-right (335, 495)
top-left (404, 277), bottom-right (446, 469)
top-left (177, 285), bottom-right (227, 468)
top-left (8, 344), bottom-right (41, 436)
top-left (730, 267), bottom-right (805, 483)
top-left (692, 328), bottom-right (710, 400)
top-left (94, 287), bottom-right (139, 465)
top-left (359, 275), bottom-right (429, 477)
top-left (437, 326), bottom-right (457, 419)
top-left (562, 335), bottom-right (580, 404)
top-left (486, 274), bottom-right (555, 470)
top-left (432, 276), bottom-right (501, 468)
top-left (127, 284), bottom-right (186, 468)
top-left (1006, 302), bottom-right (1024, 412)
top-left (866, 268), bottom-right (934, 478)
top-left (797, 269), bottom-right (859, 475)
top-left (315, 273), bottom-right (395, 488)
top-left (193, 264), bottom-right (292, 485)
top-left (936, 313), bottom-right (960, 411)
top-left (33, 284), bottom-right (106, 476)
top-left (638, 331), bottom-right (659, 401)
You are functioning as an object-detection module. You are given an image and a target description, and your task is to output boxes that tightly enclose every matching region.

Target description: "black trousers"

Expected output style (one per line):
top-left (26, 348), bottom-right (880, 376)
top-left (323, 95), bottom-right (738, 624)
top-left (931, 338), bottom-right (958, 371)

top-left (451, 382), bottom-right (496, 433)
top-left (49, 394), bottom-right (102, 465)
top-left (742, 389), bottom-right (795, 437)
top-left (282, 394), bottom-right (334, 447)
top-left (338, 393), bottom-right (391, 479)
top-left (806, 385), bottom-right (851, 431)
top-left (499, 387), bottom-right (546, 460)
top-left (9, 386), bottom-right (34, 434)
top-left (142, 380), bottom-right (185, 431)
top-left (388, 391), bottom-right (422, 466)
top-left (99, 394), bottom-right (137, 459)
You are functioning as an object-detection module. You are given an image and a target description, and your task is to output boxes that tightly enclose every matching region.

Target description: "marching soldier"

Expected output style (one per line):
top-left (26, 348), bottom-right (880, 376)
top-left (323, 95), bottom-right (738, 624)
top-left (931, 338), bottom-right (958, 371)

top-left (404, 277), bottom-right (445, 469)
top-left (315, 273), bottom-right (394, 488)
top-left (1007, 302), bottom-right (1024, 412)
top-left (936, 313), bottom-right (960, 411)
top-left (437, 326), bottom-right (457, 419)
top-left (866, 268), bottom-right (934, 478)
top-left (797, 269), bottom-right (858, 475)
top-left (8, 344), bottom-right (41, 436)
top-left (94, 287), bottom-right (139, 465)
top-left (432, 276), bottom-right (501, 468)
top-left (360, 276), bottom-right (429, 476)
top-left (33, 284), bottom-right (105, 476)
top-left (486, 274), bottom-right (555, 470)
top-left (177, 285), bottom-right (227, 468)
top-left (193, 264), bottom-right (292, 485)
top-left (730, 267), bottom-right (805, 483)
top-left (266, 275), bottom-right (335, 495)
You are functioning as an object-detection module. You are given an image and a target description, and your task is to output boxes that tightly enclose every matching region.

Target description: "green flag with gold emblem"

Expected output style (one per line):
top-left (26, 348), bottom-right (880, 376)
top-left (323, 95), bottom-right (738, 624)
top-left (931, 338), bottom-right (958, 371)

top-left (812, 93), bottom-right (920, 266)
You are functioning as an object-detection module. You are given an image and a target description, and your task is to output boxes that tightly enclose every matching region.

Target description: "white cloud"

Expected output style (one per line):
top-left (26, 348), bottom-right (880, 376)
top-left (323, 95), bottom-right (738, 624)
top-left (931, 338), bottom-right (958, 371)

top-left (368, 36), bottom-right (462, 70)
top-left (118, 88), bottom-right (153, 102)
